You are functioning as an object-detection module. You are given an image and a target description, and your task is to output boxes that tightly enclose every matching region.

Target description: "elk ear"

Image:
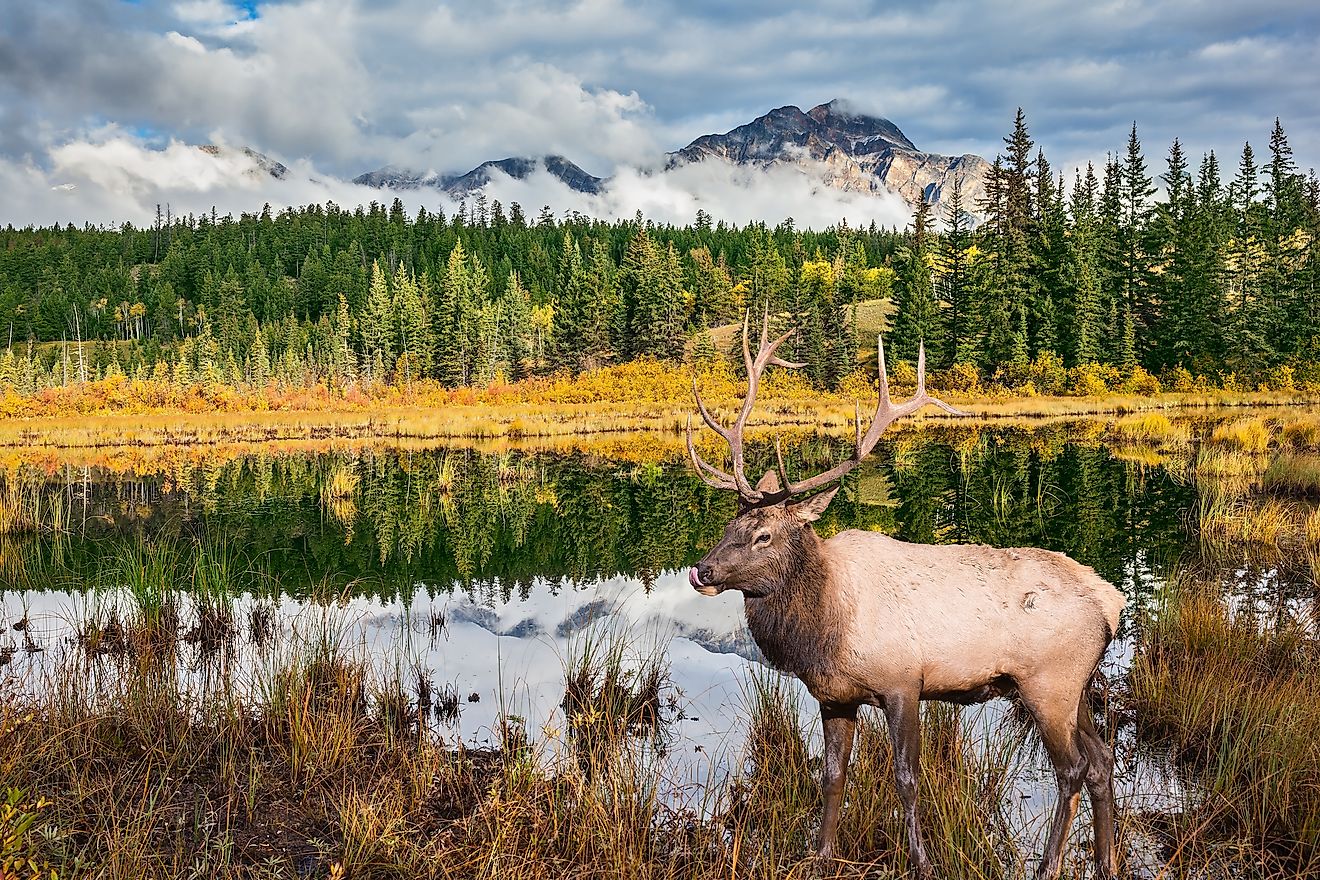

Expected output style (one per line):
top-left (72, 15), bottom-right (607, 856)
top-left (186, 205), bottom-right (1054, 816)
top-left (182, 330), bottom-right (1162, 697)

top-left (755, 469), bottom-right (781, 494)
top-left (789, 486), bottom-right (839, 522)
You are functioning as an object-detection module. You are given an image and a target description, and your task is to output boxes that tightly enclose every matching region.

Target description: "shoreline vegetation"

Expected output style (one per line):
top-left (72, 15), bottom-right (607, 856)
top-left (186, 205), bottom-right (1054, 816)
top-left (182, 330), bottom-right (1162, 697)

top-left (3, 358), bottom-right (1320, 451)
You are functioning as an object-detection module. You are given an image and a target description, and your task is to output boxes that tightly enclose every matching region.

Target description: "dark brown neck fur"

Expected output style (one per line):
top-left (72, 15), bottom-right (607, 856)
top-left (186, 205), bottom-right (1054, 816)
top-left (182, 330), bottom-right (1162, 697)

top-left (743, 526), bottom-right (845, 681)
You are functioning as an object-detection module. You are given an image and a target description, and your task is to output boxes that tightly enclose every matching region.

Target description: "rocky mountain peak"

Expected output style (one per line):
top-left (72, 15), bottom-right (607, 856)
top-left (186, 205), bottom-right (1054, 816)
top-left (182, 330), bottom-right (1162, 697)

top-left (354, 154), bottom-right (602, 197)
top-left (351, 99), bottom-right (990, 218)
top-left (668, 99), bottom-right (988, 212)
top-left (805, 99), bottom-right (917, 153)
top-left (197, 145), bottom-right (289, 180)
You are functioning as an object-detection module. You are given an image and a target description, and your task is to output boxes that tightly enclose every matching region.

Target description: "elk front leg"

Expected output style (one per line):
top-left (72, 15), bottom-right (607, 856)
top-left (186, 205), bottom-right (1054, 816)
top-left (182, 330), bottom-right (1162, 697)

top-left (884, 691), bottom-right (932, 880)
top-left (817, 701), bottom-right (858, 860)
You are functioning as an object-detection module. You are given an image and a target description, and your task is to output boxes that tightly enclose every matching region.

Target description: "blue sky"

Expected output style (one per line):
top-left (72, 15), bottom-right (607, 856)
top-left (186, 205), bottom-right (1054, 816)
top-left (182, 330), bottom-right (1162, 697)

top-left (0, 0), bottom-right (1317, 225)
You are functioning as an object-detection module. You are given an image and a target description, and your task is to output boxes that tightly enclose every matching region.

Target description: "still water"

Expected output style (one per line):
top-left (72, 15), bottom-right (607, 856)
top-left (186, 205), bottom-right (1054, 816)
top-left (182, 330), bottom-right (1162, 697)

top-left (0, 428), bottom-right (1292, 835)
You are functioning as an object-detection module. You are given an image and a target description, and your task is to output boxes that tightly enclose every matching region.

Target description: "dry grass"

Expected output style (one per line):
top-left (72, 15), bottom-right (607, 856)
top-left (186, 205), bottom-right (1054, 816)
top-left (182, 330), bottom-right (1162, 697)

top-left (1208, 417), bottom-right (1274, 453)
top-left (1130, 577), bottom-right (1320, 876)
top-left (1112, 412), bottom-right (1190, 447)
top-left (1262, 452), bottom-right (1320, 497)
top-left (1197, 494), bottom-right (1299, 549)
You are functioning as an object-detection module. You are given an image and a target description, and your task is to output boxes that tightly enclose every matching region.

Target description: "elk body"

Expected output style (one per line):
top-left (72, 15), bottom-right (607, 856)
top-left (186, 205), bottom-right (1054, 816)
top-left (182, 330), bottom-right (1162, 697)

top-left (686, 315), bottom-right (1124, 880)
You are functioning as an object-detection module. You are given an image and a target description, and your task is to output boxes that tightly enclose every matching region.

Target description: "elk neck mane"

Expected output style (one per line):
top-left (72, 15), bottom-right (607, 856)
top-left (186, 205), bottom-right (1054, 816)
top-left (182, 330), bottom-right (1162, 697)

top-left (742, 523), bottom-right (847, 680)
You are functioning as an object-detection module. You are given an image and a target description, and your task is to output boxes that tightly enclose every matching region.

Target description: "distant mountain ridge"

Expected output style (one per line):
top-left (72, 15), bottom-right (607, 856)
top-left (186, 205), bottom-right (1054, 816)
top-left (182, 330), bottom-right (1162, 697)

top-left (353, 155), bottom-right (603, 195)
top-left (350, 99), bottom-right (989, 214)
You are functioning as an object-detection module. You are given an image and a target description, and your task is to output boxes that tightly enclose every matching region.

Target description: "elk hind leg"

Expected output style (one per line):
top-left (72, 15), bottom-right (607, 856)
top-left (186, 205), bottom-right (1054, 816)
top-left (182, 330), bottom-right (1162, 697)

top-left (1021, 685), bottom-right (1088, 880)
top-left (1076, 696), bottom-right (1117, 880)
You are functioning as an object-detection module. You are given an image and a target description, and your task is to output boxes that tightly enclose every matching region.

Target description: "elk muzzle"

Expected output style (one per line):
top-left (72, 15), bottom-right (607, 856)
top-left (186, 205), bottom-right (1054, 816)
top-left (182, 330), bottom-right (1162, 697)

top-left (689, 564), bottom-right (722, 596)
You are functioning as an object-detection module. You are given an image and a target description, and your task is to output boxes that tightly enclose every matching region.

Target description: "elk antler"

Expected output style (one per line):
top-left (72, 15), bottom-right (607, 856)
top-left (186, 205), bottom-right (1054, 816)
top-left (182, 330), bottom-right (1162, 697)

top-left (687, 306), bottom-right (804, 502)
top-left (782, 337), bottom-right (964, 496)
top-left (687, 324), bottom-right (964, 505)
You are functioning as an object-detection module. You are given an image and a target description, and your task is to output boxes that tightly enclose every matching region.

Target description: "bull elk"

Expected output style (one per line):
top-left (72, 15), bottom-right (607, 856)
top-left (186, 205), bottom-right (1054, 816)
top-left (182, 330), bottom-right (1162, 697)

top-left (686, 312), bottom-right (1124, 880)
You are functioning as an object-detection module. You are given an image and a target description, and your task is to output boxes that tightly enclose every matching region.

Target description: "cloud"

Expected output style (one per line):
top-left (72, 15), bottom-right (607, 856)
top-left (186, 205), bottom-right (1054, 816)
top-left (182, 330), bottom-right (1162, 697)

top-left (0, 135), bottom-right (912, 231)
top-left (0, 140), bottom-right (383, 229)
top-left (477, 160), bottom-right (914, 228)
top-left (0, 0), bottom-right (1317, 226)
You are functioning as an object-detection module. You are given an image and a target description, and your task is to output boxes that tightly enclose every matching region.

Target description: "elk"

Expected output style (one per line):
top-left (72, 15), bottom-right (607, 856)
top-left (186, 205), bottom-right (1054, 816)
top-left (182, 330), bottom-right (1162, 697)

top-left (686, 313), bottom-right (1124, 880)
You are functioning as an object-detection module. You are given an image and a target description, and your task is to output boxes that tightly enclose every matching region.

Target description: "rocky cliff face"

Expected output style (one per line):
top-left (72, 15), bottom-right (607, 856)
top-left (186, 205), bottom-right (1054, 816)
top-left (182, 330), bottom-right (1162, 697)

top-left (351, 100), bottom-right (988, 217)
top-left (669, 99), bottom-right (988, 212)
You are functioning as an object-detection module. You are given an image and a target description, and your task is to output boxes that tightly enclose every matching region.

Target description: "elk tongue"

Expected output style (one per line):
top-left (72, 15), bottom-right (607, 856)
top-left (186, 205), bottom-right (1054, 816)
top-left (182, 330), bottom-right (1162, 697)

top-left (688, 568), bottom-right (703, 588)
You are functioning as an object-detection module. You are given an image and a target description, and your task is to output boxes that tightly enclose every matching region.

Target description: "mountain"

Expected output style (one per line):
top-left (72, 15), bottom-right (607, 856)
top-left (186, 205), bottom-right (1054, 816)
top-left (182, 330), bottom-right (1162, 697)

top-left (352, 155), bottom-right (603, 197)
top-left (351, 100), bottom-right (988, 215)
top-left (669, 99), bottom-right (989, 210)
top-left (445, 156), bottom-right (604, 196)
top-left (197, 145), bottom-right (289, 180)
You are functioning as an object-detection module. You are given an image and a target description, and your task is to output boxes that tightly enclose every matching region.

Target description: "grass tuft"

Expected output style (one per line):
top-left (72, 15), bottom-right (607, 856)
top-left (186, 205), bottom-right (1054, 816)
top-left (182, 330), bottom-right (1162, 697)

top-left (1130, 576), bottom-right (1320, 875)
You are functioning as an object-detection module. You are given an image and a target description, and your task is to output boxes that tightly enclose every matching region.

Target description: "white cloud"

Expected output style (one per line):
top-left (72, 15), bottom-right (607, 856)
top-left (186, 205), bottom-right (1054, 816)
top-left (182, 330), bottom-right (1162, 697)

top-left (0, 135), bottom-right (912, 231)
top-left (0, 0), bottom-right (1316, 226)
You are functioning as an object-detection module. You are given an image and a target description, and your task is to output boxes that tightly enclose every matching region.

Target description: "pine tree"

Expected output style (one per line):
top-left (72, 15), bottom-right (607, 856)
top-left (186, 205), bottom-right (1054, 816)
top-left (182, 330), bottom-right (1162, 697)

top-left (361, 260), bottom-right (396, 381)
top-left (797, 255), bottom-right (838, 386)
top-left (1030, 152), bottom-right (1064, 358)
top-left (392, 262), bottom-right (432, 384)
top-left (549, 232), bottom-right (588, 370)
top-left (748, 228), bottom-right (792, 319)
top-left (1120, 123), bottom-right (1156, 368)
top-left (937, 176), bottom-right (974, 368)
top-left (976, 149), bottom-right (1029, 368)
top-left (689, 246), bottom-right (737, 327)
top-left (583, 239), bottom-right (620, 367)
top-left (501, 271), bottom-right (532, 380)
top-left (1060, 164), bottom-right (1104, 366)
top-left (1225, 142), bottom-right (1269, 371)
top-left (331, 293), bottom-right (354, 385)
top-left (436, 242), bottom-right (480, 385)
top-left (892, 198), bottom-right (942, 367)
top-left (1265, 119), bottom-right (1307, 358)
top-left (1152, 139), bottom-right (1199, 368)
top-left (620, 230), bottom-right (684, 360)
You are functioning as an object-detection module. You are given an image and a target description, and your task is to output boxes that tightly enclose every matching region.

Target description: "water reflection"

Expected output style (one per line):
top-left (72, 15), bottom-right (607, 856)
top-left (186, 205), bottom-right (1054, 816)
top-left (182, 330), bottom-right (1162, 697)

top-left (1, 432), bottom-right (1194, 607)
top-left (1, 430), bottom-right (1210, 765)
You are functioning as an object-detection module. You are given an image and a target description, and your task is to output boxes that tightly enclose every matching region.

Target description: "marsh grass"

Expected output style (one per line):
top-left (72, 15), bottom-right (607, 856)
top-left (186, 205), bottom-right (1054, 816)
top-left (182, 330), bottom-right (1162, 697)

top-left (560, 621), bottom-right (670, 780)
top-left (4, 544), bottom-right (1156, 880)
top-left (1113, 412), bottom-right (1190, 447)
top-left (1129, 576), bottom-right (1320, 876)
top-left (1196, 493), bottom-right (1299, 551)
top-left (1262, 451), bottom-right (1320, 496)
top-left (1208, 417), bottom-right (1275, 453)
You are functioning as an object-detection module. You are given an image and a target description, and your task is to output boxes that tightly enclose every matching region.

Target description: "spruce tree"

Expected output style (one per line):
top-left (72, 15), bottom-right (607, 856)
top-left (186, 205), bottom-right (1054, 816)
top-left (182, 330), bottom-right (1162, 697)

top-left (1120, 123), bottom-right (1156, 369)
top-left (361, 260), bottom-right (396, 381)
top-left (938, 176), bottom-right (973, 367)
top-left (892, 198), bottom-right (942, 367)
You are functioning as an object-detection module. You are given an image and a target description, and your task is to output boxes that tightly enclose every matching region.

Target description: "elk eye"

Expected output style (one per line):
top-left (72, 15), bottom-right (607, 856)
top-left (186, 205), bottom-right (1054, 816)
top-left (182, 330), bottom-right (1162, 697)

top-left (753, 532), bottom-right (771, 546)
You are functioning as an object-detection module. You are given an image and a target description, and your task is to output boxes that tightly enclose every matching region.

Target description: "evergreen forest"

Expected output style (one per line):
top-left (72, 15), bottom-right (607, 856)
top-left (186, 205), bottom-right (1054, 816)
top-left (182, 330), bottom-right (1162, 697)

top-left (1, 112), bottom-right (1317, 396)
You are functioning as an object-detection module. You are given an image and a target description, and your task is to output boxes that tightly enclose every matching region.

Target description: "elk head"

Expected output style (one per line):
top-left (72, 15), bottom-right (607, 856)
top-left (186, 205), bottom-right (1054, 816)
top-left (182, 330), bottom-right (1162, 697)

top-left (686, 309), bottom-right (961, 597)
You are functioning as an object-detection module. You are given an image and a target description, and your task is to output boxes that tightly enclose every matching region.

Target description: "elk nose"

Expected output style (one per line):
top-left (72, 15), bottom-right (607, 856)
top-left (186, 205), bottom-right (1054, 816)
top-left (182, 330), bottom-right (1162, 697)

top-left (697, 563), bottom-right (714, 584)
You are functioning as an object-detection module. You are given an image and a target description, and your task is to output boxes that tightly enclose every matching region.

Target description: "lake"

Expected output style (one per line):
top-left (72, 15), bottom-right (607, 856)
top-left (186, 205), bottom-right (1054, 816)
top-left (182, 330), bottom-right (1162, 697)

top-left (2, 425), bottom-right (1304, 852)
